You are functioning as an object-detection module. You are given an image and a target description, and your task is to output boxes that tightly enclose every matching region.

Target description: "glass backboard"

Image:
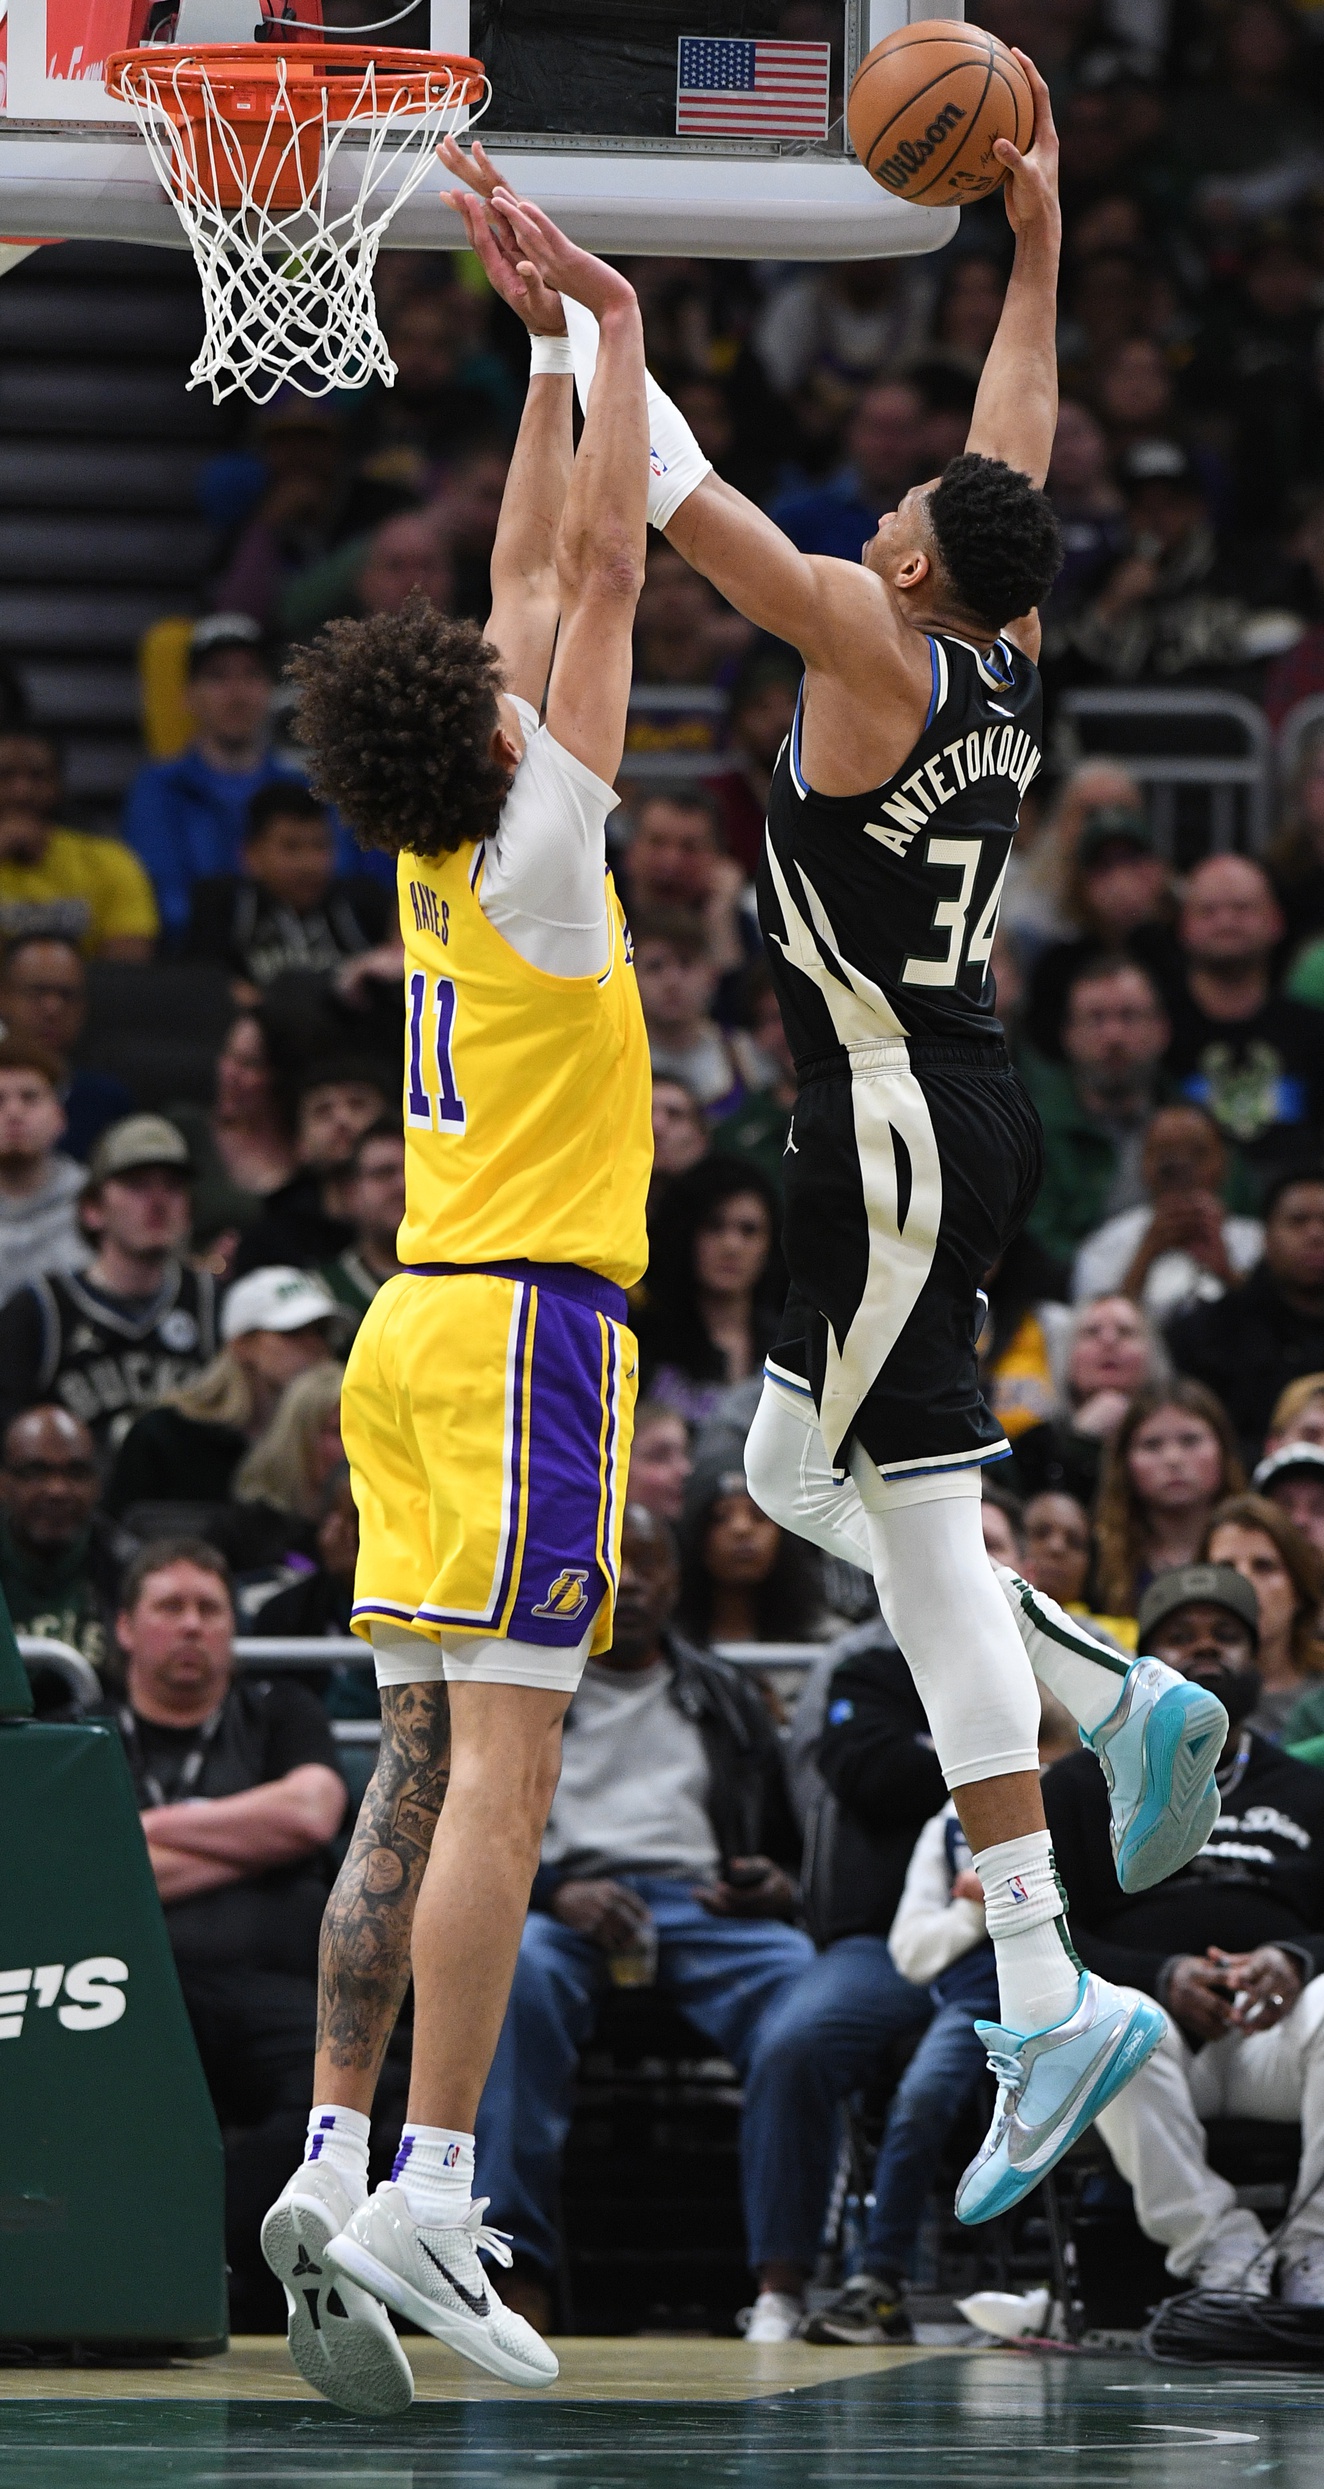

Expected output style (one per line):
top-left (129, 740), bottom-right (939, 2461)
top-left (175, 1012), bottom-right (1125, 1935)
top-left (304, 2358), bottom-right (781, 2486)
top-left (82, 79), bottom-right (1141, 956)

top-left (0, 1), bottom-right (966, 257)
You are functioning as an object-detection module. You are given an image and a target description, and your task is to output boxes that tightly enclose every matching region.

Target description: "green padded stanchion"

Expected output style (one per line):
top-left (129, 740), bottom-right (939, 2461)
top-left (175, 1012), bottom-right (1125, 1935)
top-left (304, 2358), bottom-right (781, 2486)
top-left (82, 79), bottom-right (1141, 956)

top-left (0, 1579), bottom-right (32, 1718)
top-left (0, 1598), bottom-right (227, 2349)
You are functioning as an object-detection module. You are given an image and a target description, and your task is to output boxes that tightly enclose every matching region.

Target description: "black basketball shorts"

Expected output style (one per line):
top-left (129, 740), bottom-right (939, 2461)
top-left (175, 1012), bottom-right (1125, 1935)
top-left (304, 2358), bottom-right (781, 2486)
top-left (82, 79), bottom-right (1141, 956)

top-left (766, 1039), bottom-right (1044, 1479)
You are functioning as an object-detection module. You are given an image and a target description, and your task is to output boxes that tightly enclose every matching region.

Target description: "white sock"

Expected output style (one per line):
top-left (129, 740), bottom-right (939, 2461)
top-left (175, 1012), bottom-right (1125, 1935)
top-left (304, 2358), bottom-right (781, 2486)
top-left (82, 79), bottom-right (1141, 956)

top-left (975, 1831), bottom-right (1083, 2034)
top-left (561, 295), bottom-right (712, 529)
top-left (993, 1569), bottom-right (1130, 1735)
top-left (392, 2124), bottom-right (475, 2227)
top-left (303, 2102), bottom-right (370, 2191)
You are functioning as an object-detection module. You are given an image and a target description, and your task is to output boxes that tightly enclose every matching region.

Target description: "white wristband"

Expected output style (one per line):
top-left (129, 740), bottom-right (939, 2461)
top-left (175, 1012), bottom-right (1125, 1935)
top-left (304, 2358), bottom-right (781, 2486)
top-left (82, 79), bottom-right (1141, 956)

top-left (529, 331), bottom-right (575, 375)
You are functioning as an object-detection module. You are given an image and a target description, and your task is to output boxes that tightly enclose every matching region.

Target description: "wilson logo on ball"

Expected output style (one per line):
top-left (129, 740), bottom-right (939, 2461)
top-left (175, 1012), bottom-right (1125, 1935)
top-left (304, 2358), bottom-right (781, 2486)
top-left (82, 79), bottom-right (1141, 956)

top-left (875, 101), bottom-right (967, 192)
top-left (848, 19), bottom-right (1033, 208)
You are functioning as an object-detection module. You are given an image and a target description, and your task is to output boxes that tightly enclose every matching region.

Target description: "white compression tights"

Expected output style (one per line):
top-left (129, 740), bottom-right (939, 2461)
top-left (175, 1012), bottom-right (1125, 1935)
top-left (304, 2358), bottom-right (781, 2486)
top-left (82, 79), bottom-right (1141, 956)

top-left (744, 1380), bottom-right (1132, 1787)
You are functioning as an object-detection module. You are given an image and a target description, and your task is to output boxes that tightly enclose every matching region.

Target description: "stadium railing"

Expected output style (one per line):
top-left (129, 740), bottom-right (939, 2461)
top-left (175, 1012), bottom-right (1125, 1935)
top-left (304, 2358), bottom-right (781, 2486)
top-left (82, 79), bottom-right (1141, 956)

top-left (1278, 692), bottom-right (1324, 789)
top-left (1058, 687), bottom-right (1274, 854)
top-left (17, 1636), bottom-right (823, 1752)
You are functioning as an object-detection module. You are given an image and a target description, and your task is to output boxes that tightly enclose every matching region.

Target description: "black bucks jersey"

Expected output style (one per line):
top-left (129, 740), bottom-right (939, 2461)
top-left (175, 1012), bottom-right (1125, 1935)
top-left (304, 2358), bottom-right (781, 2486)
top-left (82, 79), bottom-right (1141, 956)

top-left (0, 1260), bottom-right (219, 1452)
top-left (758, 632), bottom-right (1046, 1478)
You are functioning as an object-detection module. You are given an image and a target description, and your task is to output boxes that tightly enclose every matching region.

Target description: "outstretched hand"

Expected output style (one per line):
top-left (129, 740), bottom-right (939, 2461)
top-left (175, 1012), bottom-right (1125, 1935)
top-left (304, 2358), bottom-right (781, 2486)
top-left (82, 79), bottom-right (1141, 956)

top-left (438, 135), bottom-right (566, 335)
top-left (993, 51), bottom-right (1060, 242)
top-left (489, 187), bottom-right (638, 324)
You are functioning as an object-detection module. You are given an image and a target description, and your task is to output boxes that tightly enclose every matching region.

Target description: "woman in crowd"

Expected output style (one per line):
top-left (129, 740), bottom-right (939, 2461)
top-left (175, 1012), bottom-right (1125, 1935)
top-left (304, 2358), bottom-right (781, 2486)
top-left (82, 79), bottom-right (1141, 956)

top-left (636, 1155), bottom-right (782, 1427)
top-left (1202, 1491), bottom-right (1324, 1742)
top-left (676, 1463), bottom-right (834, 1648)
top-left (626, 1398), bottom-right (694, 1524)
top-left (105, 1266), bottom-right (338, 1522)
top-left (1019, 1487), bottom-right (1136, 1650)
top-left (980, 1480), bottom-right (1024, 1570)
top-left (1095, 1379), bottom-right (1245, 1621)
top-left (233, 1360), bottom-right (344, 1523)
top-left (168, 1009), bottom-right (297, 1268)
top-left (1009, 1291), bottom-right (1167, 1507)
top-left (1263, 1371), bottom-right (1324, 1456)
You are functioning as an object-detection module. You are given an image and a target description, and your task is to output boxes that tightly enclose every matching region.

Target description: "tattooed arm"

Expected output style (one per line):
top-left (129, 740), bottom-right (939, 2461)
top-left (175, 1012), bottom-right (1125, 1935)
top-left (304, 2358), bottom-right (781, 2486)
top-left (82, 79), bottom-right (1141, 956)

top-left (312, 1680), bottom-right (451, 2113)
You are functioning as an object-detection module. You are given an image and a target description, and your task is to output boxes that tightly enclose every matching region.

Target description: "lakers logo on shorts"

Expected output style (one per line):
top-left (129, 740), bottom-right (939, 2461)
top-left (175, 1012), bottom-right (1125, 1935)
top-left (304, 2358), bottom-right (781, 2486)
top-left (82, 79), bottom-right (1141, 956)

top-left (532, 1568), bottom-right (591, 1621)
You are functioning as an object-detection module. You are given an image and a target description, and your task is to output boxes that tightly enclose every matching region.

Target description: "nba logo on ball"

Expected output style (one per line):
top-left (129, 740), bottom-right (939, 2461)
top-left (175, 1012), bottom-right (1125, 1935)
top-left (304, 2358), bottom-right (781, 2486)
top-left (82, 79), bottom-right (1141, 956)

top-left (848, 20), bottom-right (1033, 205)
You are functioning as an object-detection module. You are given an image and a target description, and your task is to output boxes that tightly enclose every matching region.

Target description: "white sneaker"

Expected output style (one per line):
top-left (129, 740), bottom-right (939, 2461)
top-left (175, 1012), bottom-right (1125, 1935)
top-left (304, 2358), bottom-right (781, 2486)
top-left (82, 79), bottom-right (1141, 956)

top-left (261, 2159), bottom-right (414, 2415)
top-left (326, 2184), bottom-right (559, 2388)
top-left (1192, 2218), bottom-right (1274, 2299)
top-left (955, 1973), bottom-right (1166, 2225)
top-left (738, 2288), bottom-right (803, 2342)
top-left (1279, 2240), bottom-right (1324, 2304)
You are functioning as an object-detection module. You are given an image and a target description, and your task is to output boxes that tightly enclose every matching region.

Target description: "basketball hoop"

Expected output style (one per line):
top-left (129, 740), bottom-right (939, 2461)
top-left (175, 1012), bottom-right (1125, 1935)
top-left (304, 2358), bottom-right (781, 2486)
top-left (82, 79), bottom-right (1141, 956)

top-left (105, 43), bottom-right (490, 404)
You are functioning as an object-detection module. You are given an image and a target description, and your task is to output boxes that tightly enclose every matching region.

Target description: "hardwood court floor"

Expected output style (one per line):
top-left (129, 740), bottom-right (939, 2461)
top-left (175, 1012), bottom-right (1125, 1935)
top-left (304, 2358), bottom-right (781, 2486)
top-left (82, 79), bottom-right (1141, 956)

top-left (2, 2339), bottom-right (1323, 2486)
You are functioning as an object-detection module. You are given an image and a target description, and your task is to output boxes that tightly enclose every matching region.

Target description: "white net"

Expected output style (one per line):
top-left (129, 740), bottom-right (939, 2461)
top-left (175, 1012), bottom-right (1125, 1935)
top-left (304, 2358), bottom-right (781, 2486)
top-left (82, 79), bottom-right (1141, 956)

top-left (111, 49), bottom-right (490, 405)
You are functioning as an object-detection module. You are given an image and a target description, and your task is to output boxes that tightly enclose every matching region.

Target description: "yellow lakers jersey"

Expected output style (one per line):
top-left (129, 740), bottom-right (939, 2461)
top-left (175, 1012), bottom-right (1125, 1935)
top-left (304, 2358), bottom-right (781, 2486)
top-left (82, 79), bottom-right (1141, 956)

top-left (395, 843), bottom-right (653, 1289)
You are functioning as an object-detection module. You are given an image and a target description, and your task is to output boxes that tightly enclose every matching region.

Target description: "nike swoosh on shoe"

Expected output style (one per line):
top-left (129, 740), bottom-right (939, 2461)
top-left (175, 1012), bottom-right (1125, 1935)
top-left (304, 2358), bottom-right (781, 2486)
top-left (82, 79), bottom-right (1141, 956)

top-left (419, 2237), bottom-right (489, 2315)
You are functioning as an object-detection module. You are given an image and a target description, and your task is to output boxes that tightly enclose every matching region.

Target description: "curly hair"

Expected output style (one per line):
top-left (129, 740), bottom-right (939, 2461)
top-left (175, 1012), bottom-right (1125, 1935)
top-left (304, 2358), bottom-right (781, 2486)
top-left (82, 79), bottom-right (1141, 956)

top-left (286, 593), bottom-right (513, 859)
top-left (928, 452), bottom-right (1063, 631)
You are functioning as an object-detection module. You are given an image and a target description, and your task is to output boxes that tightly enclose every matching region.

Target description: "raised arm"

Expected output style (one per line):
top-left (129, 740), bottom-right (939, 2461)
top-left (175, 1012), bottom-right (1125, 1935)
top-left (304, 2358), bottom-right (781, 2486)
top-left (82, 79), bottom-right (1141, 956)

top-left (663, 477), bottom-right (865, 667)
top-left (493, 191), bottom-right (649, 784)
top-left (442, 141), bottom-right (575, 708)
top-left (963, 53), bottom-right (1061, 488)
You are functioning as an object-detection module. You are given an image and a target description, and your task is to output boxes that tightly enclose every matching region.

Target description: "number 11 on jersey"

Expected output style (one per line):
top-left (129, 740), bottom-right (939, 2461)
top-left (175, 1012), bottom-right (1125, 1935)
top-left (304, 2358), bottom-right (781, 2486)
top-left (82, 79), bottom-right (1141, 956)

top-left (407, 970), bottom-right (467, 1134)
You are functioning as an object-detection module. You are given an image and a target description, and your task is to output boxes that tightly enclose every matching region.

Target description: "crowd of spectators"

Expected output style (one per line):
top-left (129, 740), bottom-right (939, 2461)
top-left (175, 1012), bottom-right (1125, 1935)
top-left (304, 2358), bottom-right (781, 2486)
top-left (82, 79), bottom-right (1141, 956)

top-left (10, 0), bottom-right (1324, 2341)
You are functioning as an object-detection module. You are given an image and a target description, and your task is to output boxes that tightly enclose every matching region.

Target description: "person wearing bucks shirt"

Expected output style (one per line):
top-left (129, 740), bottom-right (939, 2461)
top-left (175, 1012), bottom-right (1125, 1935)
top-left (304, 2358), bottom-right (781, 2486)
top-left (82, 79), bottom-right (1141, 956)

top-left (259, 154), bottom-right (652, 2412)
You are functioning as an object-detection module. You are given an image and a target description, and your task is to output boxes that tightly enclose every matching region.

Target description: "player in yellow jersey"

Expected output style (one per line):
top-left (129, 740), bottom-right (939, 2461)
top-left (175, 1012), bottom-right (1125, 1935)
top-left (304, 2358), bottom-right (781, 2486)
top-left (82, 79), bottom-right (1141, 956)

top-left (260, 157), bottom-right (652, 2409)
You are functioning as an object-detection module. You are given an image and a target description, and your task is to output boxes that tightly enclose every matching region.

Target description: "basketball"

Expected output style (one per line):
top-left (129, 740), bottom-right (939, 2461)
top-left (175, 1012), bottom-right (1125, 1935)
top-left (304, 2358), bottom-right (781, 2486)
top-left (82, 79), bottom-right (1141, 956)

top-left (847, 19), bottom-right (1034, 205)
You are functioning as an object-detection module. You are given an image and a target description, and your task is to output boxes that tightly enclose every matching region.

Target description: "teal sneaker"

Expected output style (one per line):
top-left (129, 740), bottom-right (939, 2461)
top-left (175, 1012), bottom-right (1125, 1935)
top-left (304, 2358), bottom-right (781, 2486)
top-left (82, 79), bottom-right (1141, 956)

top-left (1085, 1658), bottom-right (1227, 1894)
top-left (955, 1972), bottom-right (1166, 2226)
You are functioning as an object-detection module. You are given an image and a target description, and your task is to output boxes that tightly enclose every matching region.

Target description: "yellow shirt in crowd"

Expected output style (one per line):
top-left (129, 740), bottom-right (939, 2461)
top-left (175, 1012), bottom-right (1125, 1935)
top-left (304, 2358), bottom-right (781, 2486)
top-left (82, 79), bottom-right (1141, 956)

top-left (0, 827), bottom-right (159, 955)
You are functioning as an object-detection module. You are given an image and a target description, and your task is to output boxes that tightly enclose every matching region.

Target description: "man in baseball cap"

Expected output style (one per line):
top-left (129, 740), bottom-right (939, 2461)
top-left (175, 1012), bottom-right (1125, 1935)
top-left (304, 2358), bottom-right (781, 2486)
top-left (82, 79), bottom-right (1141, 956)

top-left (0, 1107), bottom-right (218, 1452)
top-left (1044, 1560), bottom-right (1324, 2305)
top-left (85, 1111), bottom-right (192, 1189)
top-left (1252, 1443), bottom-right (1324, 1561)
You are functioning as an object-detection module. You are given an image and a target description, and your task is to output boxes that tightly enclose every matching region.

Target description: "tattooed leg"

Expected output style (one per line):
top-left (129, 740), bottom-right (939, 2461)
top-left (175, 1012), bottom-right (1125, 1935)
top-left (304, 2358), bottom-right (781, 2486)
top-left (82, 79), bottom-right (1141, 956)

top-left (312, 1679), bottom-right (451, 2114)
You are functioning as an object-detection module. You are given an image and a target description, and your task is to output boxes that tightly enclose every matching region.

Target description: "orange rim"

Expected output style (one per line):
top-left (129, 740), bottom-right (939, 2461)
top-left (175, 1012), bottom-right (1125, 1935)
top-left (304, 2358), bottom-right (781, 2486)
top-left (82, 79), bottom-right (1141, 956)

top-left (105, 43), bottom-right (488, 121)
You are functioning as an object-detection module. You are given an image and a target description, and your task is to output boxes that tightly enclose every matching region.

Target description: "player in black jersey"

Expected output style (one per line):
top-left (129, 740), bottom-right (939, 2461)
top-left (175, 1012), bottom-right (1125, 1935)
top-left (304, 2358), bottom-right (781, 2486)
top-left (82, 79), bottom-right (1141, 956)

top-left (565, 52), bottom-right (1231, 2231)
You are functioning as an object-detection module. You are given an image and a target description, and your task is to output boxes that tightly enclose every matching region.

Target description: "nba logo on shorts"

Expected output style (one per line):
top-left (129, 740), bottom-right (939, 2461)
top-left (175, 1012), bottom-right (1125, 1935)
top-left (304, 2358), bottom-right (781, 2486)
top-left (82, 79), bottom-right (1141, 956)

top-left (533, 1568), bottom-right (591, 1620)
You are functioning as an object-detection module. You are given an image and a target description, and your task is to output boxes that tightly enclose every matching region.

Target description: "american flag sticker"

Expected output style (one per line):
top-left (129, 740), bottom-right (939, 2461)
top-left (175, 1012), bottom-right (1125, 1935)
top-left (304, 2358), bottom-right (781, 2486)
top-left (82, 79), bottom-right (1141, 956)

top-left (676, 37), bottom-right (832, 141)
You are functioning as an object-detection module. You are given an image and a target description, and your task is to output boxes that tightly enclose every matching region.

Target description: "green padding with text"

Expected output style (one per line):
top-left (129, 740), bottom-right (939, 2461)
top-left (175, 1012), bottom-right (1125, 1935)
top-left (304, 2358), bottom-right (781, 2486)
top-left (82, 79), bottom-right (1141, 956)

top-left (0, 1721), bottom-right (227, 2345)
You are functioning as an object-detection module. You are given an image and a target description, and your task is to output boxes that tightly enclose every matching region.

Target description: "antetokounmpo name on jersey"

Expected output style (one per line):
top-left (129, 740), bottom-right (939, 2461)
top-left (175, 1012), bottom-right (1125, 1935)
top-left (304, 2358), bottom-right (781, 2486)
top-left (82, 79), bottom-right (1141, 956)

top-left (869, 723), bottom-right (1041, 857)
